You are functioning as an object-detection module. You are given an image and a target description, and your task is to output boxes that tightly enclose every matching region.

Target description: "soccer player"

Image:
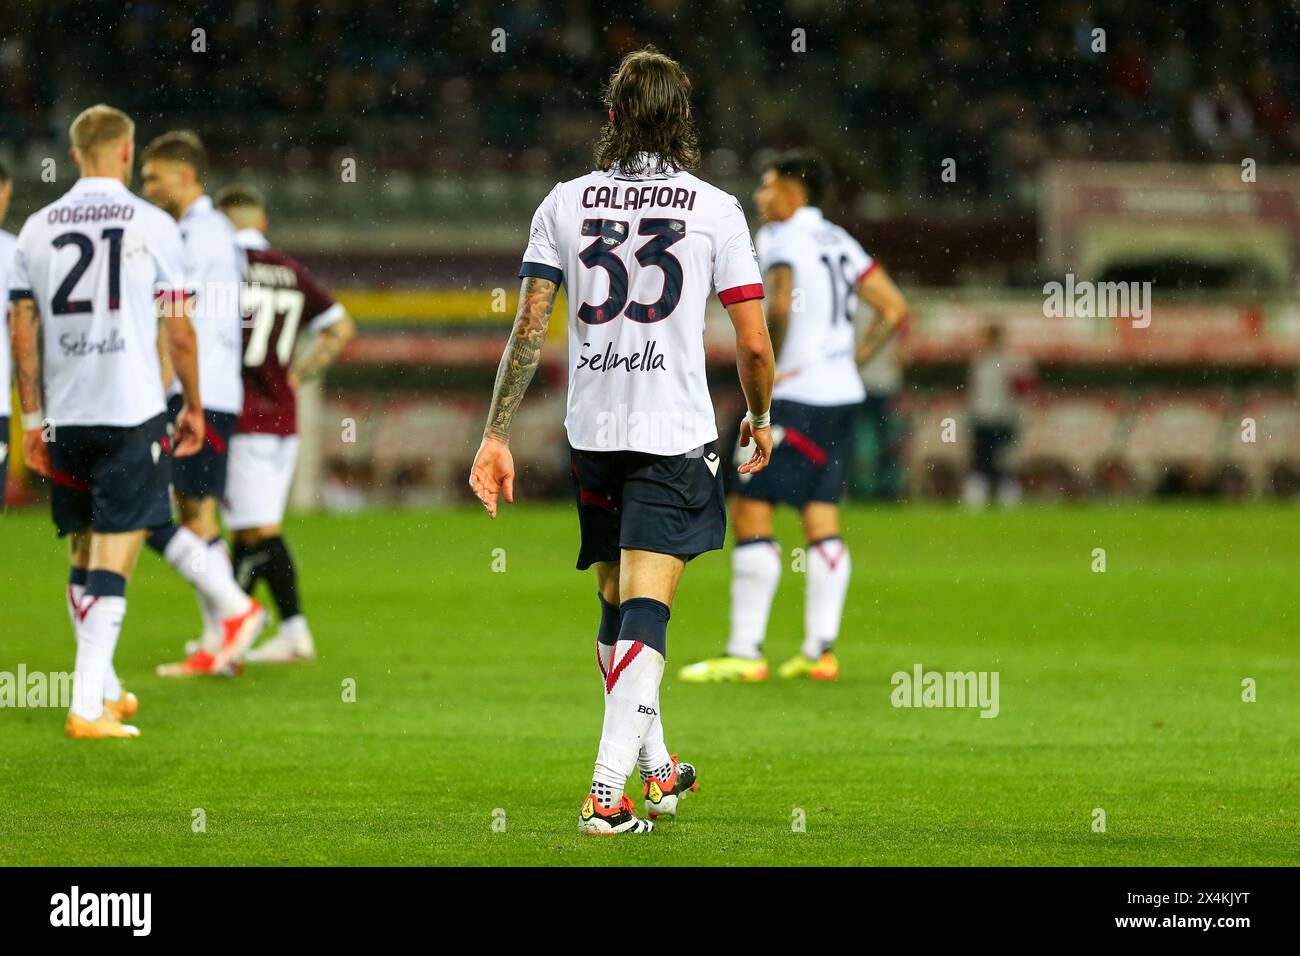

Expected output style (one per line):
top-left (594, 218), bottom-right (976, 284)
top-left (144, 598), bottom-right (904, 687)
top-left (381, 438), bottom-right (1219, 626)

top-left (1, 160), bottom-right (15, 509)
top-left (678, 150), bottom-right (910, 683)
top-left (6, 104), bottom-right (205, 737)
top-left (212, 184), bottom-right (356, 662)
top-left (468, 47), bottom-right (775, 835)
top-left (140, 132), bottom-right (266, 677)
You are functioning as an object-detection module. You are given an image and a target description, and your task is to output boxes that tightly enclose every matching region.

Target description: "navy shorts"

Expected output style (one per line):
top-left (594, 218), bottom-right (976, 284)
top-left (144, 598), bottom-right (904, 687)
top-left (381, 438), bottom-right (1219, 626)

top-left (167, 395), bottom-right (237, 499)
top-left (569, 442), bottom-right (727, 570)
top-left (734, 399), bottom-right (860, 508)
top-left (0, 415), bottom-right (8, 512)
top-left (49, 412), bottom-right (173, 536)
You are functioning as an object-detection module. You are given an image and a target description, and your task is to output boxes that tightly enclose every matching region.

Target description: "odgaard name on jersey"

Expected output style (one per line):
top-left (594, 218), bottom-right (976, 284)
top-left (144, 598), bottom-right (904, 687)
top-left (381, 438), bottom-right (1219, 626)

top-left (45, 203), bottom-right (137, 225)
top-left (581, 184), bottom-right (698, 211)
top-left (575, 339), bottom-right (667, 374)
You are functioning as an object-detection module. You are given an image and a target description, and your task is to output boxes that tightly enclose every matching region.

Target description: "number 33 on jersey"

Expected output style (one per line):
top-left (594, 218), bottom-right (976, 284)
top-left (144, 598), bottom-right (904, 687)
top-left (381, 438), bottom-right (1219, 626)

top-left (519, 166), bottom-right (764, 457)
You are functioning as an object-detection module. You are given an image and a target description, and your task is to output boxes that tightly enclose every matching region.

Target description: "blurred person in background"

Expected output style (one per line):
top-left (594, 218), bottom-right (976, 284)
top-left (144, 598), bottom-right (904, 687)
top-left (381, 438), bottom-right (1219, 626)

top-left (210, 184), bottom-right (355, 665)
top-left (678, 150), bottom-right (908, 684)
top-left (142, 131), bottom-right (267, 678)
top-left (857, 333), bottom-right (905, 500)
top-left (0, 159), bottom-right (14, 510)
top-left (964, 322), bottom-right (1036, 507)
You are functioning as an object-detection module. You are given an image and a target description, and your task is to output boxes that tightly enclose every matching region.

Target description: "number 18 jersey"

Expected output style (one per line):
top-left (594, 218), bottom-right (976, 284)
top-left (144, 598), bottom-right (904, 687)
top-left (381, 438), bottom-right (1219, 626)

top-left (7, 176), bottom-right (186, 428)
top-left (519, 160), bottom-right (764, 456)
top-left (756, 205), bottom-right (875, 407)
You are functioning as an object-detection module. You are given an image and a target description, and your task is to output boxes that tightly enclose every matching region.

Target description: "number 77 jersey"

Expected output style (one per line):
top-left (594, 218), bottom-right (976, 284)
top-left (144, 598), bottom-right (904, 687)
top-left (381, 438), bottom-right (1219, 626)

top-left (234, 229), bottom-right (346, 436)
top-left (519, 166), bottom-right (764, 456)
top-left (7, 176), bottom-right (186, 428)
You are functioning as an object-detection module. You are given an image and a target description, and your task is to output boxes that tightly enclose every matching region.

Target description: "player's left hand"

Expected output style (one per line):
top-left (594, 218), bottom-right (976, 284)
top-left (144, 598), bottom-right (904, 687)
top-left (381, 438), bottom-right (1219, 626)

top-left (22, 428), bottom-right (51, 477)
top-left (173, 403), bottom-right (206, 457)
top-left (737, 420), bottom-right (772, 475)
top-left (469, 436), bottom-right (515, 519)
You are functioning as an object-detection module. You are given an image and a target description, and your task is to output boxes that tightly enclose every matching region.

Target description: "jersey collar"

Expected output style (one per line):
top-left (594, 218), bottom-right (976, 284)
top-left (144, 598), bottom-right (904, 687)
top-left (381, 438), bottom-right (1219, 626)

top-left (234, 228), bottom-right (269, 250)
top-left (611, 152), bottom-right (679, 179)
top-left (789, 206), bottom-right (824, 225)
top-left (179, 194), bottom-right (214, 223)
top-left (70, 176), bottom-right (128, 194)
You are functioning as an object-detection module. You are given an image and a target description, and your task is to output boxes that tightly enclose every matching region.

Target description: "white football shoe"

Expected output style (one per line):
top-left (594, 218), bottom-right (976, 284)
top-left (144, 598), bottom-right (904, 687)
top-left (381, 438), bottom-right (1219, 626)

top-left (245, 617), bottom-right (316, 663)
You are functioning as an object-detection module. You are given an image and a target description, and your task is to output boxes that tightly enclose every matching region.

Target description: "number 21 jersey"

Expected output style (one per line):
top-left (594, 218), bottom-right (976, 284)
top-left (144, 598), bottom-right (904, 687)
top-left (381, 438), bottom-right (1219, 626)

top-left (7, 176), bottom-right (186, 427)
top-left (519, 161), bottom-right (764, 456)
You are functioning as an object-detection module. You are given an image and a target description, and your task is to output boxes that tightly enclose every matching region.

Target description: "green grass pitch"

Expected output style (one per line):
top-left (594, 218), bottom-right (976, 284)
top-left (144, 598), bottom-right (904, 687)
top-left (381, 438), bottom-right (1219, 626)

top-left (1, 503), bottom-right (1296, 865)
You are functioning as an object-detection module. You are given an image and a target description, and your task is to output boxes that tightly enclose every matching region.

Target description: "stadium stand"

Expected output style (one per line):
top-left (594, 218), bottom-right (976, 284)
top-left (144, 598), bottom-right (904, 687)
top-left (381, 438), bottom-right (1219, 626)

top-left (1225, 392), bottom-right (1300, 496)
top-left (1119, 393), bottom-right (1232, 495)
top-left (1013, 393), bottom-right (1130, 498)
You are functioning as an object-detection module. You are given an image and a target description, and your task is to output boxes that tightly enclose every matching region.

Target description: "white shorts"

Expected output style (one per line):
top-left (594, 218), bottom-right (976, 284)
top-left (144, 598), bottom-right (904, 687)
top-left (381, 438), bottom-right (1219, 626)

top-left (221, 433), bottom-right (300, 530)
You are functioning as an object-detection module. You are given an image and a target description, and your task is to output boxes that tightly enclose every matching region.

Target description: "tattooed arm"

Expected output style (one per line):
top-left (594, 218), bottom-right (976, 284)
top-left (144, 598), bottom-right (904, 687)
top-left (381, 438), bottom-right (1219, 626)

top-left (10, 298), bottom-right (50, 476)
top-left (469, 276), bottom-right (559, 517)
top-left (290, 313), bottom-right (356, 389)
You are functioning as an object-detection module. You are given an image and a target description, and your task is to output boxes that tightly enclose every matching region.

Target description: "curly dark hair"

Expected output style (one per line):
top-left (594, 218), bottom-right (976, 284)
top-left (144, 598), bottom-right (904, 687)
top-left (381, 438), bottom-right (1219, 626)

top-left (593, 46), bottom-right (701, 175)
top-left (765, 149), bottom-right (827, 206)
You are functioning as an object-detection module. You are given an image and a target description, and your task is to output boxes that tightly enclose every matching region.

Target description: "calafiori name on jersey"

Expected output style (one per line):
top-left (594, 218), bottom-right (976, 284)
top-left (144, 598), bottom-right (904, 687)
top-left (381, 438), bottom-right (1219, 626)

top-left (576, 339), bottom-right (666, 373)
top-left (582, 185), bottom-right (698, 211)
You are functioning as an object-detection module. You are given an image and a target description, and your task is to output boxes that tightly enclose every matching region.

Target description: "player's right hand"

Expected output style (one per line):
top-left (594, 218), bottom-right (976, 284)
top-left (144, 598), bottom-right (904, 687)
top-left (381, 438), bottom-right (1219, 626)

top-left (173, 403), bottom-right (206, 457)
top-left (22, 428), bottom-right (51, 477)
top-left (737, 419), bottom-right (772, 475)
top-left (469, 435), bottom-right (515, 519)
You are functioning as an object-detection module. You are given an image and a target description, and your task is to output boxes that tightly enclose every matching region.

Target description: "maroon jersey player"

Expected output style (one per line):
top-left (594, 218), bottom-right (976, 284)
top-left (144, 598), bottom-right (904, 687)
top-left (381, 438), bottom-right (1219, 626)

top-left (212, 184), bottom-right (355, 663)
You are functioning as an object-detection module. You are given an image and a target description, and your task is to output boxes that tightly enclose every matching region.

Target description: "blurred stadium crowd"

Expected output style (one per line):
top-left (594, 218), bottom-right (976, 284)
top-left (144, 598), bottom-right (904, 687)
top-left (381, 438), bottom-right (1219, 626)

top-left (2, 1), bottom-right (1299, 510)
top-left (2, 0), bottom-right (1297, 205)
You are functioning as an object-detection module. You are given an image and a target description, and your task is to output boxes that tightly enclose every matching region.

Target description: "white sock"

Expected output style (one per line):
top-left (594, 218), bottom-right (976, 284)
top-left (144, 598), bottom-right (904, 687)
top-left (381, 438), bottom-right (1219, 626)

top-left (804, 537), bottom-right (851, 659)
top-left (593, 639), bottom-right (665, 803)
top-left (637, 687), bottom-right (671, 781)
top-left (280, 614), bottom-right (310, 640)
top-left (963, 473), bottom-right (990, 507)
top-left (71, 595), bottom-right (126, 721)
top-left (161, 528), bottom-right (251, 635)
top-left (725, 538), bottom-right (781, 659)
top-left (67, 578), bottom-right (121, 703)
top-left (597, 640), bottom-right (614, 683)
top-left (595, 600), bottom-right (669, 783)
top-left (197, 538), bottom-right (233, 650)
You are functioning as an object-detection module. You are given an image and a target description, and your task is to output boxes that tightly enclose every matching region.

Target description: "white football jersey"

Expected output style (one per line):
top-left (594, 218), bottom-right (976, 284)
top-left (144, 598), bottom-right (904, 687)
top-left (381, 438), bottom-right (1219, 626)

top-left (756, 206), bottom-right (874, 406)
top-left (7, 177), bottom-right (185, 428)
top-left (521, 158), bottom-right (763, 456)
top-left (174, 194), bottom-right (245, 414)
top-left (0, 228), bottom-right (16, 408)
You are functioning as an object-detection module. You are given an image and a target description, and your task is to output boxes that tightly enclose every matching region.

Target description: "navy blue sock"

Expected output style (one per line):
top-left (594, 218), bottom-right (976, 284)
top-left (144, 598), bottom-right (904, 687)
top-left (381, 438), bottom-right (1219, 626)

top-left (85, 570), bottom-right (126, 598)
top-left (597, 593), bottom-right (620, 648)
top-left (146, 523), bottom-right (178, 555)
top-left (618, 597), bottom-right (670, 658)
